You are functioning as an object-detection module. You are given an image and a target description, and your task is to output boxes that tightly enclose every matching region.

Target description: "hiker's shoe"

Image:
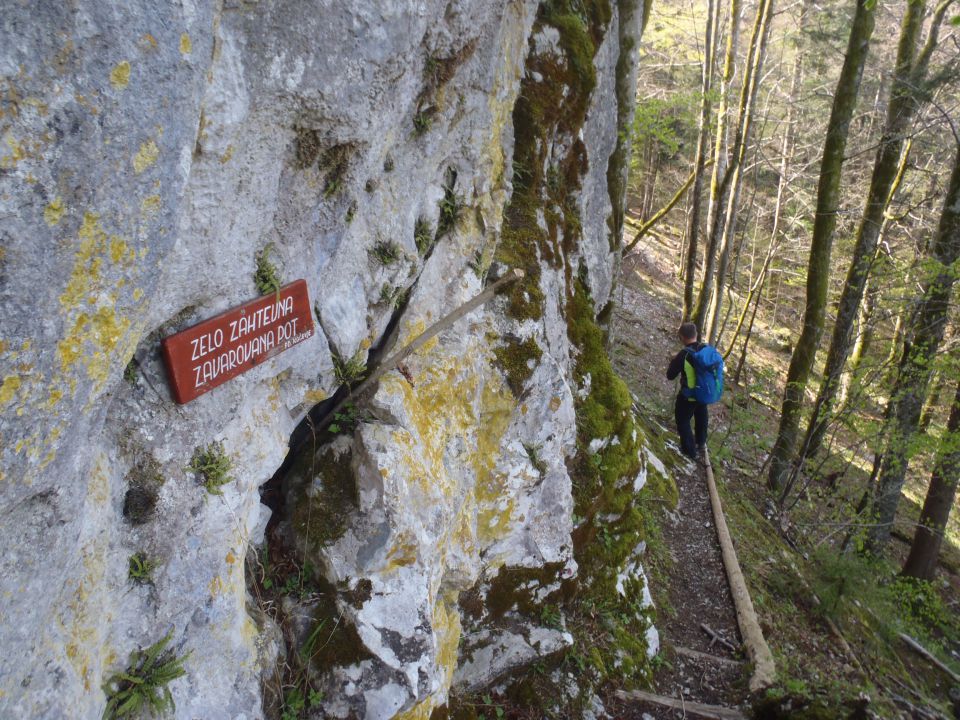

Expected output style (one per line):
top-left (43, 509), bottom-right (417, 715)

top-left (696, 446), bottom-right (708, 468)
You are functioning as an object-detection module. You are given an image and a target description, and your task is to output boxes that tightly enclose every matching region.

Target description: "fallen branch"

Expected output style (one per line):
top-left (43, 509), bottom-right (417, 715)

top-left (900, 633), bottom-right (960, 683)
top-left (700, 623), bottom-right (739, 654)
top-left (703, 448), bottom-right (777, 692)
top-left (888, 692), bottom-right (947, 720)
top-left (615, 689), bottom-right (747, 720)
top-left (622, 160), bottom-right (713, 255)
top-left (675, 645), bottom-right (743, 668)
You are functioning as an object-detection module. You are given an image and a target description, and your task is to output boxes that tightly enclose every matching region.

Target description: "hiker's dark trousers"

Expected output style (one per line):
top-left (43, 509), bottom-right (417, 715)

top-left (675, 394), bottom-right (708, 458)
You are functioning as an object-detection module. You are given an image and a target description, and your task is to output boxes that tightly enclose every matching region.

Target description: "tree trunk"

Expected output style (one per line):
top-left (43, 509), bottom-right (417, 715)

top-left (683, 0), bottom-right (721, 319)
top-left (797, 0), bottom-right (948, 465)
top-left (918, 370), bottom-right (941, 433)
top-left (902, 380), bottom-right (960, 580)
top-left (867, 141), bottom-right (960, 552)
top-left (624, 163), bottom-right (709, 254)
top-left (768, 0), bottom-right (877, 494)
top-left (691, 0), bottom-right (742, 331)
top-left (838, 271), bottom-right (878, 405)
top-left (733, 271), bottom-right (766, 385)
top-left (704, 0), bottom-right (776, 342)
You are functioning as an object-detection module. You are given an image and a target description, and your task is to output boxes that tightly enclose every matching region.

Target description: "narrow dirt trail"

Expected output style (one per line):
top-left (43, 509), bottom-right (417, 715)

top-left (605, 253), bottom-right (751, 718)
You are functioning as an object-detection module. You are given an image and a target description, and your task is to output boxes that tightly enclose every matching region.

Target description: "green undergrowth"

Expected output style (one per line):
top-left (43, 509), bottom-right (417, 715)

top-left (713, 474), bottom-right (960, 718)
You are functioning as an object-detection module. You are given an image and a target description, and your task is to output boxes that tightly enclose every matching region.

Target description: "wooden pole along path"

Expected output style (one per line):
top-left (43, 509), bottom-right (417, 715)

top-left (615, 690), bottom-right (748, 720)
top-left (702, 447), bottom-right (776, 691)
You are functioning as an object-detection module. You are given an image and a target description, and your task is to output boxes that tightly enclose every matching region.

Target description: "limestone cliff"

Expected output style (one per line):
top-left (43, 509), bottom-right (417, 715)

top-left (0, 2), bottom-right (671, 718)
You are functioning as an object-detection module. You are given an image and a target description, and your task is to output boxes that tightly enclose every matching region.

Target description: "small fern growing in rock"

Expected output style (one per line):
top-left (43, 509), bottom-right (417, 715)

top-left (413, 110), bottom-right (433, 135)
top-left (188, 442), bottom-right (233, 495)
top-left (414, 218), bottom-right (434, 256)
top-left (102, 632), bottom-right (189, 720)
top-left (332, 350), bottom-right (367, 387)
top-left (437, 183), bottom-right (463, 237)
top-left (128, 552), bottom-right (157, 585)
top-left (370, 240), bottom-right (401, 266)
top-left (254, 245), bottom-right (282, 295)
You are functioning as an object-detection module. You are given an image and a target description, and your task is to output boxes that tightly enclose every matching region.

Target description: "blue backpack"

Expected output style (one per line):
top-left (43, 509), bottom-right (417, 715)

top-left (682, 344), bottom-right (725, 404)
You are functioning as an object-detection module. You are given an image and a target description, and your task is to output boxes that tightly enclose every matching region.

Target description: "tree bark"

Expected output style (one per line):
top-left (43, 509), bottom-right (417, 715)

top-left (703, 0), bottom-right (776, 342)
top-left (724, 1), bottom-right (806, 357)
top-left (838, 270), bottom-right (878, 405)
top-left (691, 0), bottom-right (742, 331)
top-left (683, 0), bottom-right (721, 319)
top-left (902, 380), bottom-right (960, 580)
top-left (768, 0), bottom-right (877, 494)
top-left (867, 141), bottom-right (960, 552)
top-left (797, 0), bottom-right (949, 465)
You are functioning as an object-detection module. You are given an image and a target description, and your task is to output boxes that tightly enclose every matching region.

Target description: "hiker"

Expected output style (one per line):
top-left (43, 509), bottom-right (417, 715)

top-left (666, 322), bottom-right (709, 461)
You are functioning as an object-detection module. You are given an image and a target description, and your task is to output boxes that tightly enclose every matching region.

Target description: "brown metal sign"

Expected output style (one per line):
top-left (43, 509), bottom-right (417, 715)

top-left (161, 280), bottom-right (315, 404)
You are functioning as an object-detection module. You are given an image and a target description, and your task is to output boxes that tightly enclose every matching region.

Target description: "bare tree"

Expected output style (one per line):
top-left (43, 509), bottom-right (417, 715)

top-left (768, 0), bottom-right (878, 494)
top-left (797, 0), bottom-right (954, 465)
top-left (867, 139), bottom-right (960, 552)
top-left (902, 378), bottom-right (960, 579)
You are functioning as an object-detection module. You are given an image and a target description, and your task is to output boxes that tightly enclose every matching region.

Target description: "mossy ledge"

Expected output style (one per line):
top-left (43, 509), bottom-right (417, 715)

top-left (494, 0), bottom-right (613, 397)
top-left (446, 1), bottom-right (677, 715)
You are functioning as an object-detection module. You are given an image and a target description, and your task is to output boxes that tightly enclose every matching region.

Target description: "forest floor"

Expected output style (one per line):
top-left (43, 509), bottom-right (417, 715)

top-left (601, 225), bottom-right (960, 719)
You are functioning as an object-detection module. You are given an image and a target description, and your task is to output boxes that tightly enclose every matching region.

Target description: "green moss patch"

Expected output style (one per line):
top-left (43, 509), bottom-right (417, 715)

top-left (123, 455), bottom-right (164, 525)
top-left (563, 279), bottom-right (677, 687)
top-left (300, 574), bottom-right (374, 670)
top-left (484, 563), bottom-right (566, 619)
top-left (493, 337), bottom-right (542, 396)
top-left (290, 444), bottom-right (357, 549)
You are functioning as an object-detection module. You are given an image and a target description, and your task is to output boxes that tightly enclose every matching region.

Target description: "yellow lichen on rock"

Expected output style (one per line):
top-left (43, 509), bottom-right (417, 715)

top-left (60, 457), bottom-right (110, 693)
top-left (44, 197), bottom-right (64, 226)
top-left (140, 194), bottom-right (161, 217)
top-left (472, 380), bottom-right (516, 545)
top-left (179, 33), bottom-right (192, 55)
top-left (209, 575), bottom-right (224, 598)
top-left (302, 388), bottom-right (329, 404)
top-left (109, 61), bottom-right (130, 90)
top-left (1, 133), bottom-right (27, 169)
top-left (133, 139), bottom-right (159, 174)
top-left (394, 595), bottom-right (462, 720)
top-left (56, 212), bottom-right (136, 392)
top-left (0, 374), bottom-right (22, 406)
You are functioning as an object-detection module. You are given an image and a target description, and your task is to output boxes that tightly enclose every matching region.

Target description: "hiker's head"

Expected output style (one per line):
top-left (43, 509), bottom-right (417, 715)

top-left (678, 322), bottom-right (698, 345)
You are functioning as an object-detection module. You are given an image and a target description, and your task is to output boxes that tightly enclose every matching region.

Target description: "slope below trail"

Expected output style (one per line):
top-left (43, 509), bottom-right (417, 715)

top-left (604, 252), bottom-right (752, 718)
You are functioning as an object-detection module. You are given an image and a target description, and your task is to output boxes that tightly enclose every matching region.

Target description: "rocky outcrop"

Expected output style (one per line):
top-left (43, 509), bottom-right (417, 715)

top-left (0, 1), bottom-right (669, 718)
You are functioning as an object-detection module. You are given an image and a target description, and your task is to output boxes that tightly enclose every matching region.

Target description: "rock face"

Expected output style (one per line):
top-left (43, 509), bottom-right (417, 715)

top-left (0, 2), bottom-right (668, 719)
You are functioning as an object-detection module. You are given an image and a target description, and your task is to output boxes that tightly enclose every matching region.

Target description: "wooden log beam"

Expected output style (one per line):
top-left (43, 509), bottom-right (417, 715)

top-left (675, 645), bottom-right (744, 668)
top-left (615, 689), bottom-right (748, 720)
top-left (900, 633), bottom-right (960, 683)
top-left (703, 448), bottom-right (777, 691)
